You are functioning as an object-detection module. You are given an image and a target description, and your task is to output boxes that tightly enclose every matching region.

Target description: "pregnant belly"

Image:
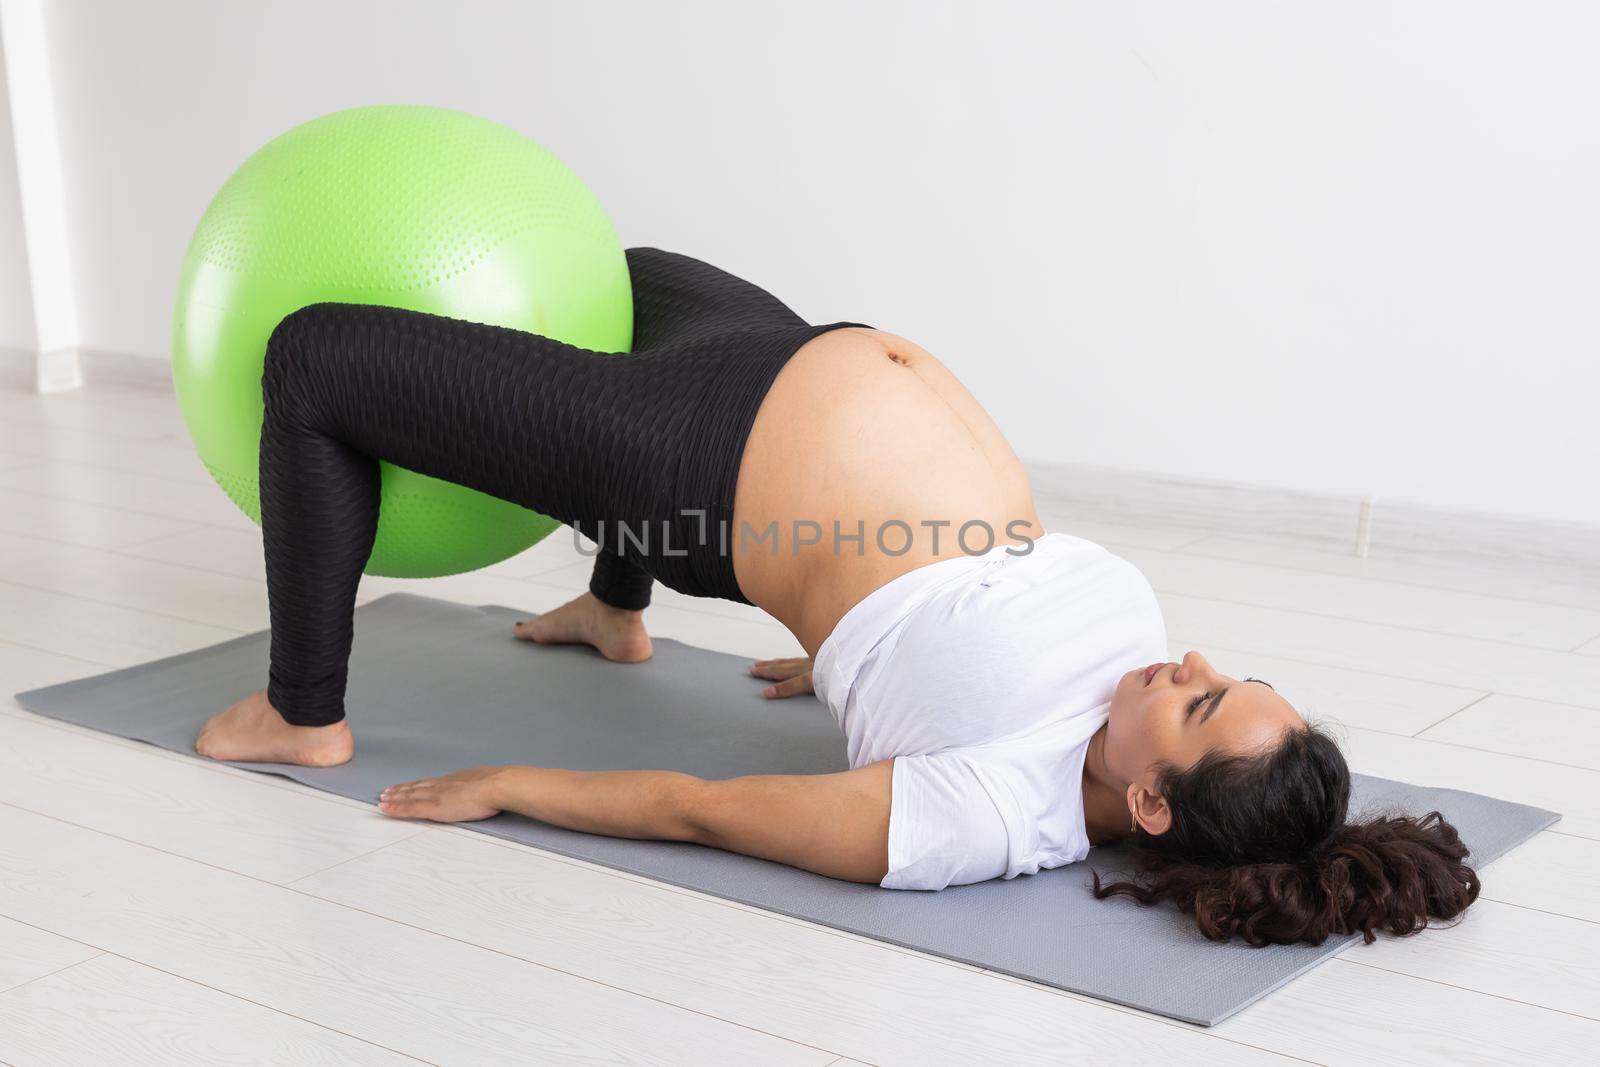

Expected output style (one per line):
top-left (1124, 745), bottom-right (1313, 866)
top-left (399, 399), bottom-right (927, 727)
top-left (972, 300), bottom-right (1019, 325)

top-left (733, 327), bottom-right (1042, 651)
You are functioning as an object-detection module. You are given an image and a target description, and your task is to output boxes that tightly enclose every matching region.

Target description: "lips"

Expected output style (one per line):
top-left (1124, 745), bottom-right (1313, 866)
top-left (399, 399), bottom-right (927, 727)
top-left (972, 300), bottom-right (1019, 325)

top-left (1143, 662), bottom-right (1166, 686)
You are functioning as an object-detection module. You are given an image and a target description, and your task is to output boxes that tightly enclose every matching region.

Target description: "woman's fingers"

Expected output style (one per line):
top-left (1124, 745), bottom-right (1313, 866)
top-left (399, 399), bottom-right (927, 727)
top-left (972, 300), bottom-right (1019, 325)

top-left (749, 657), bottom-right (817, 698)
top-left (377, 779), bottom-right (430, 815)
top-left (377, 774), bottom-right (501, 822)
top-left (748, 656), bottom-right (812, 681)
top-left (760, 671), bottom-right (815, 699)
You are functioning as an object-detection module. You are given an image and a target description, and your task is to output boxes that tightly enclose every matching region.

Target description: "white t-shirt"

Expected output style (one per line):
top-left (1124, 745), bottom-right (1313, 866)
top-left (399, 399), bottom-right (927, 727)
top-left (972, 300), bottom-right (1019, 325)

top-left (812, 531), bottom-right (1167, 891)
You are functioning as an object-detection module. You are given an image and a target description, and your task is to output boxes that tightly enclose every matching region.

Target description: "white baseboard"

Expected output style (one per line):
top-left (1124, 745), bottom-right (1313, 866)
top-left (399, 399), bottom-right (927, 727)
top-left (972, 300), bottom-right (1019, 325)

top-left (1029, 461), bottom-right (1364, 548)
top-left (0, 346), bottom-right (172, 392)
top-left (1028, 460), bottom-right (1600, 573)
top-left (33, 346), bottom-right (83, 392)
top-left (0, 347), bottom-right (32, 389)
top-left (76, 348), bottom-right (173, 390)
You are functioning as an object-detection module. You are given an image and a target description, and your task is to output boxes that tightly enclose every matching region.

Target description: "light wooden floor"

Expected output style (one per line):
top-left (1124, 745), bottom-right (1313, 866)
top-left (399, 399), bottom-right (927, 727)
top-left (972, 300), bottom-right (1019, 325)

top-left (0, 380), bottom-right (1596, 1066)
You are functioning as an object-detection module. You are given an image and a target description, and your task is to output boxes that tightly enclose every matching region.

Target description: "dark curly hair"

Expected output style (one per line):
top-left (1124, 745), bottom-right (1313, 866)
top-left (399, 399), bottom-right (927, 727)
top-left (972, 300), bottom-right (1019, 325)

top-left (1088, 721), bottom-right (1481, 947)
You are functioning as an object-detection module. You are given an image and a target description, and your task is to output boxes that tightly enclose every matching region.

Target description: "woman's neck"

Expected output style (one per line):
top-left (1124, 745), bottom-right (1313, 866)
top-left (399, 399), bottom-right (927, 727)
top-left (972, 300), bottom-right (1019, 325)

top-left (1080, 724), bottom-right (1133, 847)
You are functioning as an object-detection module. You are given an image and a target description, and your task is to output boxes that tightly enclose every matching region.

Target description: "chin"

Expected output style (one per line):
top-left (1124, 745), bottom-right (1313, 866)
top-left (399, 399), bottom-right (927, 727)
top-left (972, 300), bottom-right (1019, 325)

top-left (1104, 687), bottom-right (1133, 732)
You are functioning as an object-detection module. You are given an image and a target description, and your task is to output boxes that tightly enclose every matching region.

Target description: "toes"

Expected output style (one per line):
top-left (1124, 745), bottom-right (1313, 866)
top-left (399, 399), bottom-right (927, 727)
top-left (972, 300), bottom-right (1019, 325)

top-left (514, 619), bottom-right (554, 644)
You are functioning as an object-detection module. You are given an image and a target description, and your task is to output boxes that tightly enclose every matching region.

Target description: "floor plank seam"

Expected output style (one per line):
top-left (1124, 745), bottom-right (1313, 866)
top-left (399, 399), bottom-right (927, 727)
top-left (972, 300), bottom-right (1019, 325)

top-left (0, 575), bottom-right (253, 636)
top-left (1174, 541), bottom-right (1600, 610)
top-left (1155, 532), bottom-right (1229, 554)
top-left (1394, 730), bottom-right (1600, 777)
top-left (279, 826), bottom-right (438, 888)
top-left (0, 952), bottom-right (105, 998)
top-left (0, 525), bottom-right (195, 557)
top-left (1331, 954), bottom-right (1600, 1025)
top-left (0, 923), bottom-right (434, 1064)
top-left (0, 483), bottom-right (257, 534)
top-left (1410, 692), bottom-right (1495, 738)
top-left (1163, 589), bottom-right (1600, 655)
top-left (1468, 895), bottom-right (1600, 927)
top-left (0, 796), bottom-right (402, 893)
top-left (421, 822), bottom-right (998, 974)
top-left (1539, 826), bottom-right (1595, 841)
top-left (0, 446), bottom-right (215, 490)
top-left (105, 552), bottom-right (263, 583)
top-left (1167, 636), bottom-right (1565, 711)
top-left (0, 422), bottom-right (178, 449)
top-left (0, 705), bottom-right (423, 815)
top-left (0, 799), bottom-right (849, 1063)
top-left (109, 524), bottom-right (226, 552)
top-left (0, 637), bottom-right (115, 671)
top-left (974, 969), bottom-right (1327, 1064)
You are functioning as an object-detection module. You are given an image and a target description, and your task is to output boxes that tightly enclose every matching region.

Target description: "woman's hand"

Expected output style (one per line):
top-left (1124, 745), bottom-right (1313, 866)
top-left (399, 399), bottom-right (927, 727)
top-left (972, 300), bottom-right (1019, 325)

top-left (749, 656), bottom-right (814, 699)
top-left (379, 765), bottom-right (505, 822)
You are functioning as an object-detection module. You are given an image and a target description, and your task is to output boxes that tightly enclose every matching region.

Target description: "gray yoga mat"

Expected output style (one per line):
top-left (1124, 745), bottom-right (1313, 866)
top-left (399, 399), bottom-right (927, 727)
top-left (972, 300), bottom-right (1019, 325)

top-left (15, 591), bottom-right (1560, 1026)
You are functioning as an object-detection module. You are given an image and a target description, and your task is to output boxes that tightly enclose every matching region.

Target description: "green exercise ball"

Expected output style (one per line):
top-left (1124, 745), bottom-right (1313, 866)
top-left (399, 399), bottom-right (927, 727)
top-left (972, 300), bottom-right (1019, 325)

top-left (171, 104), bottom-right (632, 578)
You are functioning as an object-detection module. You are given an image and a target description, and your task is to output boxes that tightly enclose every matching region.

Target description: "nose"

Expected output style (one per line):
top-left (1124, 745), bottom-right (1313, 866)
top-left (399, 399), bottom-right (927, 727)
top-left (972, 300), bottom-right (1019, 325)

top-left (1172, 650), bottom-right (1216, 686)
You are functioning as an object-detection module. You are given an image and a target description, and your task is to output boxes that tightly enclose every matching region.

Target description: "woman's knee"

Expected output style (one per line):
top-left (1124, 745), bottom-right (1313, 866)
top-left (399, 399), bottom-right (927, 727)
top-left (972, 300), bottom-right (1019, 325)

top-left (260, 302), bottom-right (359, 412)
top-left (265, 302), bottom-right (347, 366)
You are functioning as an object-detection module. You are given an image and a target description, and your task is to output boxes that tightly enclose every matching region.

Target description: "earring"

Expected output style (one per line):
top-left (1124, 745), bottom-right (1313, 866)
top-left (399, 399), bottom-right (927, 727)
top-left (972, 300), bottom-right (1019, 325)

top-left (1129, 813), bottom-right (1137, 833)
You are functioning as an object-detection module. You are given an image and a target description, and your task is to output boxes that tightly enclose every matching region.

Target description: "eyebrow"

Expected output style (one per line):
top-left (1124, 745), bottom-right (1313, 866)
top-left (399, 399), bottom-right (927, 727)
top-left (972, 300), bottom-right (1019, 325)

top-left (1200, 679), bottom-right (1273, 726)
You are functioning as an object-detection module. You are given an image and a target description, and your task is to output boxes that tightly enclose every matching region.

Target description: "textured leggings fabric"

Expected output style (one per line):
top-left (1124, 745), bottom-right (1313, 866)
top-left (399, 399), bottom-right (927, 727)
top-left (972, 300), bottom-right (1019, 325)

top-left (259, 246), bottom-right (869, 725)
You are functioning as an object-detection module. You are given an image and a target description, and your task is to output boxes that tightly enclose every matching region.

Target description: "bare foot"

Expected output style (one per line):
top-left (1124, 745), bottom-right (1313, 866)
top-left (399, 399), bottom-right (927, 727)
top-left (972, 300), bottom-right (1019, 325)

top-left (195, 688), bottom-right (354, 767)
top-left (379, 766), bottom-right (504, 822)
top-left (513, 591), bottom-right (652, 662)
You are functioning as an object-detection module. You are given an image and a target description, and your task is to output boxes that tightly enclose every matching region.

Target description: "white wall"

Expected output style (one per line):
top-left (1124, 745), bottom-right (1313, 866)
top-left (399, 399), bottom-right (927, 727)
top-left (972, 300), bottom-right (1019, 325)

top-left (0, 33), bottom-right (38, 351)
top-left (25, 0), bottom-right (1600, 526)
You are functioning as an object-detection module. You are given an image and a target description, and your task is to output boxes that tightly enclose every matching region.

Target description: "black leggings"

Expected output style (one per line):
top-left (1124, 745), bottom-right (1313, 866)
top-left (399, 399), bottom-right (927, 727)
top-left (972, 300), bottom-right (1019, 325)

top-left (260, 246), bottom-right (869, 726)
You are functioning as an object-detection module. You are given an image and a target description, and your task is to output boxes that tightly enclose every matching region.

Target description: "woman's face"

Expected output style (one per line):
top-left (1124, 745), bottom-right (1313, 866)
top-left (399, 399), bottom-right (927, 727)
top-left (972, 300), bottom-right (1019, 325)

top-left (1104, 650), bottom-right (1304, 822)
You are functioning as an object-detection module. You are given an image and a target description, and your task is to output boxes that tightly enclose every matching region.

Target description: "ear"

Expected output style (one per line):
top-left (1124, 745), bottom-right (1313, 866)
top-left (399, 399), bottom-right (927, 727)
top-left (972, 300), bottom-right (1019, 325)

top-left (1127, 785), bottom-right (1174, 836)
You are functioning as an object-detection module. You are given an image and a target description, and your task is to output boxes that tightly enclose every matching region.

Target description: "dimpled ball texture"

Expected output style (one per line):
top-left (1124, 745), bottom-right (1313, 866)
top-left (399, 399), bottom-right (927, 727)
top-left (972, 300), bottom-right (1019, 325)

top-left (171, 104), bottom-right (633, 577)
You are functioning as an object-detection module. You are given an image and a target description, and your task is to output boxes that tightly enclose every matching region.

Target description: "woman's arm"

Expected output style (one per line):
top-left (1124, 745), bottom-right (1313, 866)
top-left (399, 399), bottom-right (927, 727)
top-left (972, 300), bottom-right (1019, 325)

top-left (378, 759), bottom-right (894, 884)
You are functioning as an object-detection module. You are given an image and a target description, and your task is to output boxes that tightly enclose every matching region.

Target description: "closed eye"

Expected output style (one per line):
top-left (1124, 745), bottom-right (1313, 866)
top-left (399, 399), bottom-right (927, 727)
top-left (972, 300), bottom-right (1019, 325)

top-left (1189, 688), bottom-right (1228, 724)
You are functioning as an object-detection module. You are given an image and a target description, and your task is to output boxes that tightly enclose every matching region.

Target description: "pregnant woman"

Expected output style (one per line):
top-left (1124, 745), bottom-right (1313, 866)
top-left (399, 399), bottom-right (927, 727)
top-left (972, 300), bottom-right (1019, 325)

top-left (196, 247), bottom-right (1479, 945)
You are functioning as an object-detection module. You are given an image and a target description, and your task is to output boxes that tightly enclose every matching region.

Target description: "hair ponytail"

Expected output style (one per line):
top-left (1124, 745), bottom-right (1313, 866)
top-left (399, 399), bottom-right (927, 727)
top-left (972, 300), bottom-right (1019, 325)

top-left (1088, 724), bottom-right (1482, 947)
